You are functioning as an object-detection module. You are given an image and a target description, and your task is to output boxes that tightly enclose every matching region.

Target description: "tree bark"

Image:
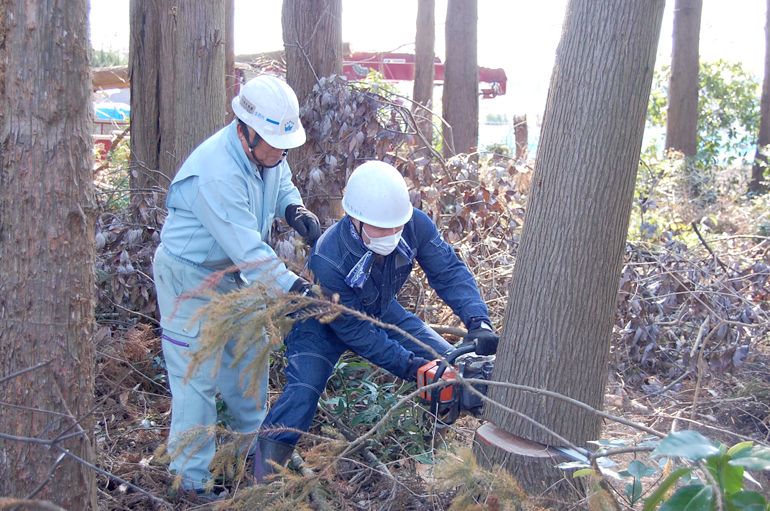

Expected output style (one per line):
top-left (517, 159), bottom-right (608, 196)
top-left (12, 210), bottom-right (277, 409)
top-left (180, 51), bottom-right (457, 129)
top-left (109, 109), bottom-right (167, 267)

top-left (442, 0), bottom-right (478, 158)
top-left (750, 0), bottom-right (770, 194)
top-left (665, 0), bottom-right (702, 156)
top-left (282, 0), bottom-right (343, 221)
top-left (475, 0), bottom-right (665, 499)
top-left (225, 0), bottom-right (236, 124)
top-left (412, 0), bottom-right (436, 159)
top-left (129, 0), bottom-right (162, 193)
top-left (166, 1), bottom-right (226, 177)
top-left (0, 0), bottom-right (96, 507)
top-left (282, 0), bottom-right (342, 105)
top-left (129, 0), bottom-right (226, 202)
top-left (514, 114), bottom-right (528, 160)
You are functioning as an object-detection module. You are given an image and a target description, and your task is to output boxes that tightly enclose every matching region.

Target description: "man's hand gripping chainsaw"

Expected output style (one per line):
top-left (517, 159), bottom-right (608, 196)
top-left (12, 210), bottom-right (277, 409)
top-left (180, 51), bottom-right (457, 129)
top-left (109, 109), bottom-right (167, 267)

top-left (416, 344), bottom-right (494, 425)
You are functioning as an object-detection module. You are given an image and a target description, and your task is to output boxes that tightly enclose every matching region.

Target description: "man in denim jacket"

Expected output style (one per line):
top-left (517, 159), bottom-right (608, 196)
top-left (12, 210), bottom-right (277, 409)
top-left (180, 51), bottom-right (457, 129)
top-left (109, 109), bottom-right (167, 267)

top-left (254, 160), bottom-right (499, 480)
top-left (153, 75), bottom-right (320, 497)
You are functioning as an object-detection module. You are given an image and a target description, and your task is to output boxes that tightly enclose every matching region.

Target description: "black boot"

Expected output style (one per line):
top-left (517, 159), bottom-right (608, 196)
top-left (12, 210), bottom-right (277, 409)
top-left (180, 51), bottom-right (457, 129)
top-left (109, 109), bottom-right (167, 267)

top-left (253, 436), bottom-right (295, 483)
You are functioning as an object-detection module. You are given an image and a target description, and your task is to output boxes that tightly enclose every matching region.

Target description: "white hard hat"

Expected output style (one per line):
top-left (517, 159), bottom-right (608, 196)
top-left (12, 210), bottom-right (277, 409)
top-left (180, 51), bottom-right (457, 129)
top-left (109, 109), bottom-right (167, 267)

top-left (342, 161), bottom-right (413, 228)
top-left (231, 75), bottom-right (306, 149)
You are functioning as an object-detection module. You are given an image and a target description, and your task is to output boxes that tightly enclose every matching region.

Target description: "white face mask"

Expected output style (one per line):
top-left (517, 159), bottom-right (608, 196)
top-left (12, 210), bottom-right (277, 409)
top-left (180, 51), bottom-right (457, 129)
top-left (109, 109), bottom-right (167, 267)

top-left (363, 225), bottom-right (402, 256)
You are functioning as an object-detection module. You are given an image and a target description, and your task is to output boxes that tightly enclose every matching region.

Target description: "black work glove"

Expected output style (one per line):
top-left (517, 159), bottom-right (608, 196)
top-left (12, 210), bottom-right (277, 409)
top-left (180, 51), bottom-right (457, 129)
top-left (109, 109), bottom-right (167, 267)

top-left (285, 204), bottom-right (321, 247)
top-left (285, 277), bottom-right (318, 319)
top-left (462, 318), bottom-right (499, 356)
top-left (289, 276), bottom-right (317, 298)
top-left (405, 355), bottom-right (429, 382)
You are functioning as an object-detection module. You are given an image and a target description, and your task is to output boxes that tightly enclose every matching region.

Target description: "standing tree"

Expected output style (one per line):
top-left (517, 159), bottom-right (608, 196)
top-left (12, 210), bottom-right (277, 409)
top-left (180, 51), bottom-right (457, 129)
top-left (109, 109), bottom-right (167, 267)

top-left (665, 0), bottom-right (702, 156)
top-left (0, 0), bottom-right (96, 507)
top-left (475, 0), bottom-right (666, 499)
top-left (225, 0), bottom-right (237, 124)
top-left (412, 0), bottom-right (436, 159)
top-left (442, 0), bottom-right (478, 158)
top-left (129, 0), bottom-right (226, 203)
top-left (750, 0), bottom-right (770, 194)
top-left (282, 0), bottom-right (343, 221)
top-left (282, 0), bottom-right (343, 107)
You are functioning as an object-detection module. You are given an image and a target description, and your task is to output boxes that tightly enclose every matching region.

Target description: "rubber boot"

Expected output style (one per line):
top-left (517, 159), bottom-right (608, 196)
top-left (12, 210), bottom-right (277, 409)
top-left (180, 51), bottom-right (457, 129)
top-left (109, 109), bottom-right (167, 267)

top-left (253, 436), bottom-right (295, 483)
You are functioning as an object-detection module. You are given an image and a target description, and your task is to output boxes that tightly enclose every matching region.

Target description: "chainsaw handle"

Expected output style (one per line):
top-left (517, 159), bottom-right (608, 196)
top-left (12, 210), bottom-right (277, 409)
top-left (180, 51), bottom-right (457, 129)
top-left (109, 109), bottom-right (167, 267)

top-left (434, 343), bottom-right (477, 380)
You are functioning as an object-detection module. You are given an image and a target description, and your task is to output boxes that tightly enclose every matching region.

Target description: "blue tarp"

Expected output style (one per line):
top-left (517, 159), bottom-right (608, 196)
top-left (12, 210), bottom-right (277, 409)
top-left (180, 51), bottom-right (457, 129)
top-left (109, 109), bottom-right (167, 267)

top-left (95, 102), bottom-right (130, 120)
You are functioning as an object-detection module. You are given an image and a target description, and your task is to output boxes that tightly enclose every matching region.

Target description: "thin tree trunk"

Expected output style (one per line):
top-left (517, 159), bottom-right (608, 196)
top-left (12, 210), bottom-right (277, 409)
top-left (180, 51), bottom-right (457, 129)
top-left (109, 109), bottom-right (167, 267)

top-left (412, 0), bottom-right (436, 162)
top-left (750, 0), bottom-right (770, 194)
top-left (225, 0), bottom-right (236, 124)
top-left (129, 0), bottom-right (162, 193)
top-left (514, 114), bottom-right (528, 160)
top-left (442, 0), bottom-right (478, 158)
top-left (475, 0), bottom-right (665, 499)
top-left (665, 0), bottom-right (702, 156)
top-left (0, 0), bottom-right (96, 507)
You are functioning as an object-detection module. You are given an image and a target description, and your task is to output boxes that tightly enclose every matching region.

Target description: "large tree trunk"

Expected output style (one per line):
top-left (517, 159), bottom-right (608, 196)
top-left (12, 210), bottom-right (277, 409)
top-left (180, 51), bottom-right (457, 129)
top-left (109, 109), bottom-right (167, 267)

top-left (282, 0), bottom-right (343, 222)
top-left (282, 0), bottom-right (343, 106)
top-left (665, 0), bottom-right (702, 156)
top-left (750, 0), bottom-right (770, 194)
top-left (130, 0), bottom-right (226, 203)
top-left (442, 0), bottom-right (478, 158)
top-left (0, 0), bottom-right (96, 507)
top-left (475, 0), bottom-right (665, 500)
top-left (412, 0), bottom-right (436, 161)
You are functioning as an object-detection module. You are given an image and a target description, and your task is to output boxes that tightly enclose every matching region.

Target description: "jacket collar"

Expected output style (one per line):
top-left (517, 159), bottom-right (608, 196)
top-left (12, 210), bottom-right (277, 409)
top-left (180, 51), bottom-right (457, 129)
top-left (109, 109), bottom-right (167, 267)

top-left (226, 120), bottom-right (262, 176)
top-left (341, 216), bottom-right (415, 289)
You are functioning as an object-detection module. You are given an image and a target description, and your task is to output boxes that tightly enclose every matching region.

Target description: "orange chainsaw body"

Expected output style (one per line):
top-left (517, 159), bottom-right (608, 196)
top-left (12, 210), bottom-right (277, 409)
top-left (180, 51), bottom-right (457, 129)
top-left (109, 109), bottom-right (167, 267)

top-left (417, 361), bottom-right (458, 403)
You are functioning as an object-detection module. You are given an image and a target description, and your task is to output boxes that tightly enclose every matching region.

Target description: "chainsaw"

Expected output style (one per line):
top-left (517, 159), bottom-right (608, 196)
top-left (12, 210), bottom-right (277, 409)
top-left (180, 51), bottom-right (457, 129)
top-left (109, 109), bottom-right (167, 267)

top-left (416, 344), bottom-right (494, 425)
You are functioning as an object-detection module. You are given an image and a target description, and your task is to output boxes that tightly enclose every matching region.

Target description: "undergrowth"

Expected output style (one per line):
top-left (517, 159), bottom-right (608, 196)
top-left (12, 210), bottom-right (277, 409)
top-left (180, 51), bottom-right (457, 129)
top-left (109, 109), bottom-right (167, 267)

top-left (87, 78), bottom-right (770, 509)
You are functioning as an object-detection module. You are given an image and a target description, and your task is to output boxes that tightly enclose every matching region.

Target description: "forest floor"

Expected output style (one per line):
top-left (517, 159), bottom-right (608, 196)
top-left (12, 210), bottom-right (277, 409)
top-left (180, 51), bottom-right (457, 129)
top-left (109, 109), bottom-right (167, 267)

top-left (90, 154), bottom-right (770, 510)
top-left (91, 334), bottom-right (770, 511)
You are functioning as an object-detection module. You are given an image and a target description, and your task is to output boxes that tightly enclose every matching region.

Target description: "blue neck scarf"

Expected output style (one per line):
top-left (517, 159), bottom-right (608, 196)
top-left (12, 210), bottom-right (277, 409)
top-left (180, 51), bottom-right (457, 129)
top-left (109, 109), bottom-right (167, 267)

top-left (344, 220), bottom-right (414, 289)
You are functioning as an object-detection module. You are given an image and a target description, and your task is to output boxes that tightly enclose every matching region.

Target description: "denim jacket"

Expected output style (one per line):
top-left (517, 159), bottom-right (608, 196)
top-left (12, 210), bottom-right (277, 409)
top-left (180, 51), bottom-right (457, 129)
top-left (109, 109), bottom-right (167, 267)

top-left (304, 208), bottom-right (490, 377)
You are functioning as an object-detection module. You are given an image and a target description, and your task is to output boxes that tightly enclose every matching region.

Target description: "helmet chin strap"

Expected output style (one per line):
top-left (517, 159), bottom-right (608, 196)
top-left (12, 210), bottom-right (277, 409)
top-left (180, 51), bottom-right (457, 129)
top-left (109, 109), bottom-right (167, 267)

top-left (250, 148), bottom-right (288, 169)
top-left (240, 120), bottom-right (288, 169)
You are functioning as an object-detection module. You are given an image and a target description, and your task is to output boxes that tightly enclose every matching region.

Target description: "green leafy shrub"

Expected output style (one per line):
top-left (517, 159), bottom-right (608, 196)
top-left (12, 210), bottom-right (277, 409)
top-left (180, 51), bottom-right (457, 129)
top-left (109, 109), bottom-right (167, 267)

top-left (570, 430), bottom-right (770, 511)
top-left (647, 60), bottom-right (760, 166)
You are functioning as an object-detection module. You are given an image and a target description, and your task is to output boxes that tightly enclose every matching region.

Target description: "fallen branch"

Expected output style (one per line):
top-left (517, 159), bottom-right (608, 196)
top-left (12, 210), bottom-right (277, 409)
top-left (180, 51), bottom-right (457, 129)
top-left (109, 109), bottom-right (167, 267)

top-left (317, 402), bottom-right (393, 480)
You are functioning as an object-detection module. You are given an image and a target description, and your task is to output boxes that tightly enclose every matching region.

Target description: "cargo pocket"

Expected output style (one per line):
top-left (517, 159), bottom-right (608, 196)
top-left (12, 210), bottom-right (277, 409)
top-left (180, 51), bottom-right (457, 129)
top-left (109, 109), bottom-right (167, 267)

top-left (160, 316), bottom-right (202, 378)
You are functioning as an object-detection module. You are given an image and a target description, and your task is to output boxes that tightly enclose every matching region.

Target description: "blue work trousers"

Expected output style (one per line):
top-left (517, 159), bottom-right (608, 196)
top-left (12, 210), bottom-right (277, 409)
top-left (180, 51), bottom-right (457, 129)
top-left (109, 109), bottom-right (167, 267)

top-left (154, 245), bottom-right (269, 490)
top-left (260, 301), bottom-right (452, 446)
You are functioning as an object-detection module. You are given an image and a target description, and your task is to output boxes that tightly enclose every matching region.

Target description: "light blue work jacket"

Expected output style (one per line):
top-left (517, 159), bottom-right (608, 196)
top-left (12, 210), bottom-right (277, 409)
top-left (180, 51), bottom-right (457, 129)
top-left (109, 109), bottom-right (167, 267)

top-left (159, 120), bottom-right (302, 295)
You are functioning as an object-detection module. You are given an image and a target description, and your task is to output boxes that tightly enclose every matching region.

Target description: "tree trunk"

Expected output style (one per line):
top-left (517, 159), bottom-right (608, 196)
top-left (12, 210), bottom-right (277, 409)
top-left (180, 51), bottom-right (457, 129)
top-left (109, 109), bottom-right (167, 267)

top-left (282, 0), bottom-right (342, 106)
top-left (412, 0), bottom-right (436, 161)
top-left (442, 0), bottom-right (478, 158)
top-left (514, 114), bottom-right (528, 160)
top-left (282, 0), bottom-right (343, 221)
top-left (475, 0), bottom-right (665, 499)
top-left (665, 0), bottom-right (702, 156)
top-left (225, 0), bottom-right (236, 124)
top-left (0, 0), bottom-right (96, 507)
top-left (129, 0), bottom-right (162, 193)
top-left (750, 0), bottom-right (770, 194)
top-left (130, 0), bottom-right (226, 202)
top-left (167, 1), bottom-right (226, 176)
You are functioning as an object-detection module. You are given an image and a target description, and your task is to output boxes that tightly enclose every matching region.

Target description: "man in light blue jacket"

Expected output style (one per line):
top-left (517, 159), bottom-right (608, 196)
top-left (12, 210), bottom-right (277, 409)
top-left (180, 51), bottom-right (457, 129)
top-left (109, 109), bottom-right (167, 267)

top-left (153, 75), bottom-right (320, 499)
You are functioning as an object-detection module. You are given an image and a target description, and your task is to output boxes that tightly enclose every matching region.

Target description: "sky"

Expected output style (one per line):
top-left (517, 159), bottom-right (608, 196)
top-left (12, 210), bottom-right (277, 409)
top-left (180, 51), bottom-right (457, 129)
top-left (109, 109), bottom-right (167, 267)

top-left (90, 1), bottom-right (766, 142)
